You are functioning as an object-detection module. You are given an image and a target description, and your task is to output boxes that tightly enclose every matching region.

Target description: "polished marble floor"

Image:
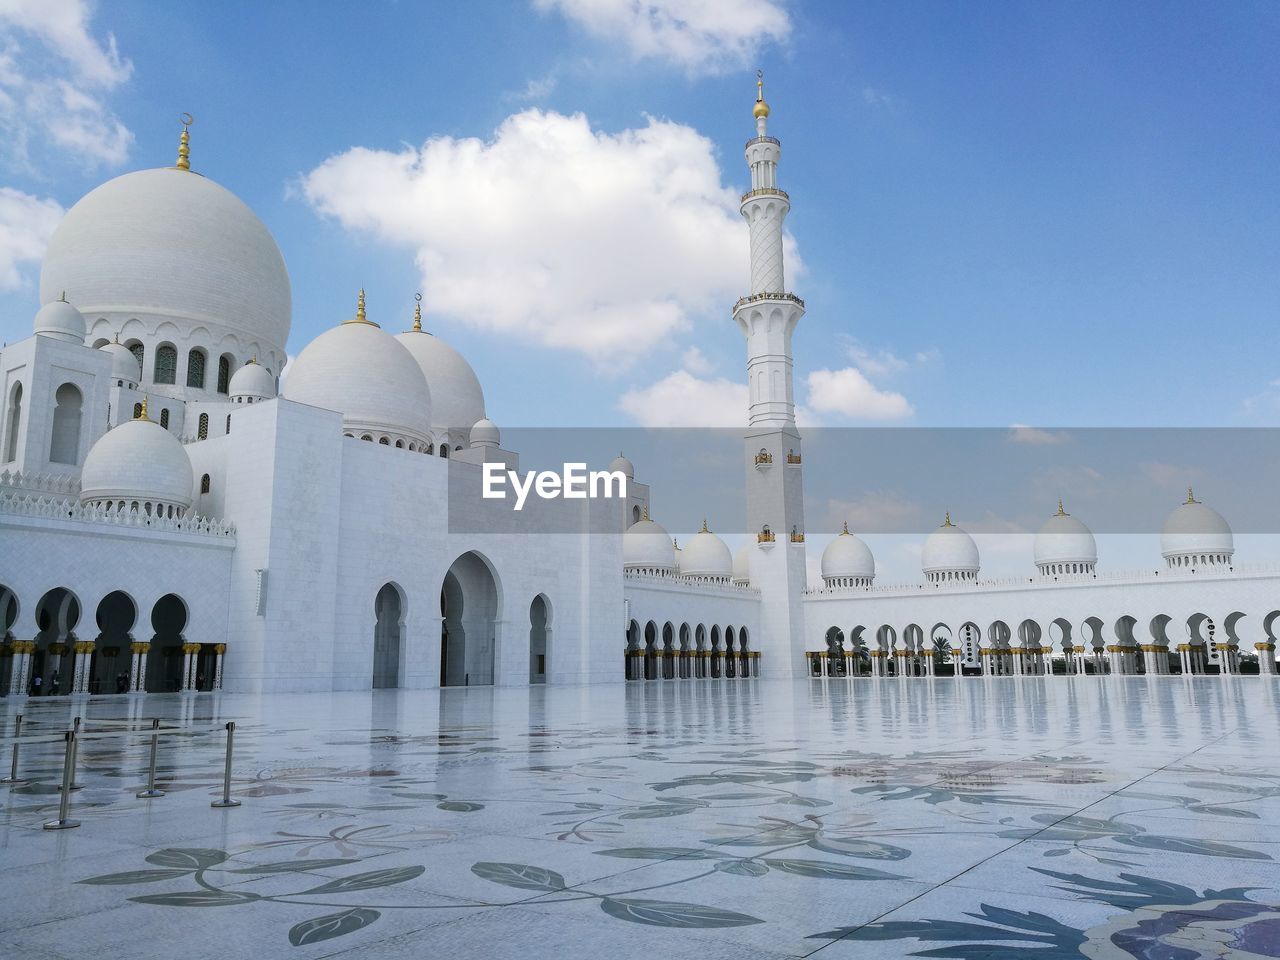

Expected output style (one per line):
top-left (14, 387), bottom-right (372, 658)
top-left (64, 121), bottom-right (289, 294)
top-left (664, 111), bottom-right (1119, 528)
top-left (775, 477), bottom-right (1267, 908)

top-left (1, 676), bottom-right (1278, 959)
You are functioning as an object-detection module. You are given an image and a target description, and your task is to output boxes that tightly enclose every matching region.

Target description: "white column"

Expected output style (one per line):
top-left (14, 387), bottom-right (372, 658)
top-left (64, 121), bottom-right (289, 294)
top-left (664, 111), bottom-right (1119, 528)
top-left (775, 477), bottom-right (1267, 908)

top-left (180, 644), bottom-right (198, 692)
top-left (72, 642), bottom-right (93, 694)
top-left (214, 644), bottom-right (225, 689)
top-left (134, 643), bottom-right (149, 692)
top-left (8, 642), bottom-right (33, 696)
top-left (1257, 643), bottom-right (1278, 676)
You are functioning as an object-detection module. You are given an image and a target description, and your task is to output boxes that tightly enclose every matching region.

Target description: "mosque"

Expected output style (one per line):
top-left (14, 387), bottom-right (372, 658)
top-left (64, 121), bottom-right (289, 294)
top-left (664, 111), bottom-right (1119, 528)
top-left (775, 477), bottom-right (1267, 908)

top-left (1, 82), bottom-right (1277, 699)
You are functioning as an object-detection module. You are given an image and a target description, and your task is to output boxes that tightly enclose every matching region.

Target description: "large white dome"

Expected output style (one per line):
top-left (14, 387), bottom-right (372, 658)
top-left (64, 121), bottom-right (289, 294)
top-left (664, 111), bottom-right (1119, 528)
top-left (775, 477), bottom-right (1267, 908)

top-left (1161, 490), bottom-right (1233, 563)
top-left (284, 296), bottom-right (433, 445)
top-left (396, 318), bottom-right (485, 435)
top-left (680, 523), bottom-right (733, 580)
top-left (1035, 502), bottom-right (1098, 571)
top-left (922, 514), bottom-right (980, 580)
top-left (40, 167), bottom-right (291, 355)
top-left (80, 407), bottom-right (194, 515)
top-left (822, 523), bottom-right (875, 584)
top-left (623, 514), bottom-right (676, 573)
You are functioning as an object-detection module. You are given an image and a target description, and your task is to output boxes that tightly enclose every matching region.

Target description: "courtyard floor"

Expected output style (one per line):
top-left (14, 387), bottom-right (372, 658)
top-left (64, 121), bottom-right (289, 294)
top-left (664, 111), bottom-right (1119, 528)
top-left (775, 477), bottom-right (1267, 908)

top-left (1, 676), bottom-right (1278, 959)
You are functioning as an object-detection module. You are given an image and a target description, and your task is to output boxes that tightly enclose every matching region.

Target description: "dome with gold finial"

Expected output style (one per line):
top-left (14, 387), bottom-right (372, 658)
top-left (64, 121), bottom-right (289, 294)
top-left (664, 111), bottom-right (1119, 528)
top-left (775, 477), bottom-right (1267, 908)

top-left (1161, 488), bottom-right (1233, 569)
top-left (753, 70), bottom-right (770, 119)
top-left (1034, 500), bottom-right (1097, 576)
top-left (80, 397), bottom-right (195, 517)
top-left (623, 506), bottom-right (677, 575)
top-left (227, 356), bottom-right (277, 403)
top-left (922, 512), bottom-right (980, 583)
top-left (679, 519), bottom-right (733, 582)
top-left (283, 290), bottom-right (434, 447)
top-left (821, 521), bottom-right (875, 587)
top-left (395, 293), bottom-right (486, 440)
top-left (99, 335), bottom-right (142, 385)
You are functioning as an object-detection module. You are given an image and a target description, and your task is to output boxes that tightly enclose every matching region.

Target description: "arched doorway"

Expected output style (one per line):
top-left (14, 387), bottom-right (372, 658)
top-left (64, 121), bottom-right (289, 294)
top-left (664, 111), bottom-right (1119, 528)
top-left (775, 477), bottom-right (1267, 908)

top-left (625, 619), bottom-right (641, 680)
top-left (529, 594), bottom-right (550, 683)
top-left (0, 584), bottom-right (17, 693)
top-left (643, 621), bottom-right (658, 680)
top-left (147, 594), bottom-right (188, 692)
top-left (94, 591), bottom-right (137, 694)
top-left (35, 587), bottom-right (81, 695)
top-left (439, 552), bottom-right (499, 686)
top-left (373, 583), bottom-right (404, 689)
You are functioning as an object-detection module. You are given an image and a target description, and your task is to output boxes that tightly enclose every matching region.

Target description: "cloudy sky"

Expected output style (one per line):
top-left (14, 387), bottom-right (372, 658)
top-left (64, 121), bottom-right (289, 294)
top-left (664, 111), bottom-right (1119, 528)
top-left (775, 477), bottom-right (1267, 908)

top-left (1, 0), bottom-right (1276, 579)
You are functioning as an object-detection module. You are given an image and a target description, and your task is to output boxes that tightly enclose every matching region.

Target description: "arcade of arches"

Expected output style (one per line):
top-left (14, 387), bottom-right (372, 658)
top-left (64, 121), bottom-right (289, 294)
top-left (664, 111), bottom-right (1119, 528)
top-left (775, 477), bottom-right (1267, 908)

top-left (624, 620), bottom-right (758, 681)
top-left (811, 610), bottom-right (1280, 678)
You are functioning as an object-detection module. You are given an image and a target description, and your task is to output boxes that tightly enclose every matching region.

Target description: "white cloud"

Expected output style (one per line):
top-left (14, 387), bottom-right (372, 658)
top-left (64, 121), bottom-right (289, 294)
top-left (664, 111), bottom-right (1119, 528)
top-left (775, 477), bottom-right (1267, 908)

top-left (1008, 424), bottom-right (1070, 445)
top-left (0, 185), bottom-right (62, 290)
top-left (845, 340), bottom-right (908, 379)
top-left (1140, 460), bottom-right (1200, 492)
top-left (504, 72), bottom-right (558, 103)
top-left (806, 367), bottom-right (913, 420)
top-left (534, 0), bottom-right (790, 74)
top-left (861, 86), bottom-right (896, 109)
top-left (618, 369), bottom-right (747, 426)
top-left (300, 109), bottom-right (759, 362)
top-left (680, 344), bottom-right (713, 375)
top-left (821, 491), bottom-right (920, 534)
top-left (0, 0), bottom-right (133, 167)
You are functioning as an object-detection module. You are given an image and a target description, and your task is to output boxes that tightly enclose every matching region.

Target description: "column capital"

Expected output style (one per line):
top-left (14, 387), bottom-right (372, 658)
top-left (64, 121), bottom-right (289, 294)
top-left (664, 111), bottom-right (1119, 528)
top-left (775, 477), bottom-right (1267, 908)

top-left (130, 641), bottom-right (151, 654)
top-left (214, 643), bottom-right (226, 654)
top-left (182, 642), bottom-right (201, 655)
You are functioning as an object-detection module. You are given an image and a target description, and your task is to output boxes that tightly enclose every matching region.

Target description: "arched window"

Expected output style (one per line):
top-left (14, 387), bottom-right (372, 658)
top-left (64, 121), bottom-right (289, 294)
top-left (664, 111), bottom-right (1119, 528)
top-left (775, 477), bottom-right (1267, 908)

top-left (49, 383), bottom-right (83, 464)
top-left (217, 355), bottom-right (232, 394)
top-left (159, 408), bottom-right (170, 429)
top-left (133, 402), bottom-right (143, 419)
top-left (225, 414), bottom-right (231, 434)
top-left (186, 349), bottom-right (207, 389)
top-left (127, 342), bottom-right (144, 372)
top-left (440, 446), bottom-right (449, 458)
top-left (200, 474), bottom-right (210, 494)
top-left (154, 344), bottom-right (177, 385)
top-left (4, 382), bottom-right (21, 462)
top-left (379, 436), bottom-right (390, 445)
top-left (198, 412), bottom-right (208, 440)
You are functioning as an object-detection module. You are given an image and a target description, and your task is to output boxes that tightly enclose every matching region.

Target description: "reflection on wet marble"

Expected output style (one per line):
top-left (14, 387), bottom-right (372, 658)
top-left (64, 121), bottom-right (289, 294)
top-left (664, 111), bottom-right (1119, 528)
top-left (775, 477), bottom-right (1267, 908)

top-left (1, 676), bottom-right (1277, 959)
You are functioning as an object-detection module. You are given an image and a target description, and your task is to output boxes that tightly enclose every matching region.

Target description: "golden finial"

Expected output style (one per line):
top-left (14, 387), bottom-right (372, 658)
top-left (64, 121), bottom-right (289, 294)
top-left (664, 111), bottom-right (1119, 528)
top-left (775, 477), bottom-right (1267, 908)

top-left (1186, 487), bottom-right (1198, 504)
top-left (700, 518), bottom-right (709, 533)
top-left (175, 113), bottom-right (193, 171)
top-left (943, 511), bottom-right (953, 527)
top-left (642, 503), bottom-right (650, 521)
top-left (137, 395), bottom-right (150, 421)
top-left (841, 520), bottom-right (849, 535)
top-left (248, 355), bottom-right (258, 365)
top-left (344, 287), bottom-right (378, 326)
top-left (1056, 499), bottom-right (1066, 516)
top-left (753, 69), bottom-right (770, 120)
top-left (413, 293), bottom-right (423, 332)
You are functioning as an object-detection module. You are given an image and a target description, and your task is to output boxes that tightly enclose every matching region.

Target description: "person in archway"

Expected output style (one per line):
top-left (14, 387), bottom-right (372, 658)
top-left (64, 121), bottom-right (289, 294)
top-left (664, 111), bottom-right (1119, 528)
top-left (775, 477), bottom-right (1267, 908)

top-left (50, 670), bottom-right (59, 695)
top-left (31, 673), bottom-right (42, 696)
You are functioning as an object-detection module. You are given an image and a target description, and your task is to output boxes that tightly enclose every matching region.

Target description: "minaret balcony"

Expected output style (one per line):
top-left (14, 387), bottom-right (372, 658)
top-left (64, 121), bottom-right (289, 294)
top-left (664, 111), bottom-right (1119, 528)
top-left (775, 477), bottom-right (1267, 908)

top-left (744, 135), bottom-right (780, 148)
top-left (734, 291), bottom-right (805, 312)
top-left (740, 187), bottom-right (789, 204)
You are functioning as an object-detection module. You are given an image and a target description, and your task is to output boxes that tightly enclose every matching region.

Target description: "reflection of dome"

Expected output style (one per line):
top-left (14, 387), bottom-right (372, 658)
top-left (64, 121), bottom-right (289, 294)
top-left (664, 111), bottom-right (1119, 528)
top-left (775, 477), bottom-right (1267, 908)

top-left (470, 418), bottom-right (500, 448)
top-left (732, 544), bottom-right (752, 585)
top-left (623, 512), bottom-right (676, 574)
top-left (680, 521), bottom-right (733, 581)
top-left (395, 304), bottom-right (485, 436)
top-left (99, 339), bottom-right (141, 384)
top-left (1161, 489), bottom-right (1233, 569)
top-left (922, 513), bottom-right (979, 584)
top-left (609, 453), bottom-right (635, 479)
top-left (228, 358), bottom-right (276, 402)
top-left (80, 403), bottom-right (194, 517)
top-left (33, 296), bottom-right (85, 343)
top-left (1035, 501), bottom-right (1097, 576)
top-left (821, 522), bottom-right (875, 587)
top-left (40, 167), bottom-right (291, 354)
top-left (283, 294), bottom-right (432, 447)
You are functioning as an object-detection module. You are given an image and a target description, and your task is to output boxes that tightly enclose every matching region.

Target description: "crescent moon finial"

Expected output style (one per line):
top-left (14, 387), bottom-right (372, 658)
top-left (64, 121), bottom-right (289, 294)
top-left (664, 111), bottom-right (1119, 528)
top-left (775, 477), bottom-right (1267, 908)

top-left (181, 112), bottom-right (194, 128)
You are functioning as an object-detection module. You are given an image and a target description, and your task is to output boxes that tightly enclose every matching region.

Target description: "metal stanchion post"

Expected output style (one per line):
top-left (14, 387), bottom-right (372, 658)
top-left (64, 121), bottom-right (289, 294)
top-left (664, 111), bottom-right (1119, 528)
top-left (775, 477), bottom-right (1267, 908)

top-left (1, 714), bottom-right (25, 785)
top-left (136, 718), bottom-right (165, 799)
top-left (43, 730), bottom-right (81, 830)
top-left (69, 717), bottom-right (83, 790)
top-left (210, 721), bottom-right (240, 808)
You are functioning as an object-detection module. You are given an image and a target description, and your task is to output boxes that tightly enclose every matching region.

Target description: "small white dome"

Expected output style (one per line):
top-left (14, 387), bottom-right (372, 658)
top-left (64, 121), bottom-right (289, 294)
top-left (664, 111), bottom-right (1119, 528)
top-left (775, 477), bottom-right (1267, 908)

top-left (1161, 490), bottom-right (1233, 561)
top-left (284, 299), bottom-right (433, 444)
top-left (609, 453), bottom-right (635, 479)
top-left (922, 514), bottom-right (980, 576)
top-left (80, 407), bottom-right (194, 513)
top-left (732, 543), bottom-right (751, 584)
top-left (1035, 502), bottom-right (1097, 568)
top-left (396, 319), bottom-right (485, 435)
top-left (470, 417), bottom-right (500, 447)
top-left (623, 514), bottom-right (676, 572)
top-left (228, 358), bottom-right (276, 400)
top-left (41, 167), bottom-right (291, 356)
top-left (33, 296), bottom-right (85, 343)
top-left (99, 340), bottom-right (141, 383)
top-left (822, 524), bottom-right (875, 582)
top-left (680, 522), bottom-right (733, 579)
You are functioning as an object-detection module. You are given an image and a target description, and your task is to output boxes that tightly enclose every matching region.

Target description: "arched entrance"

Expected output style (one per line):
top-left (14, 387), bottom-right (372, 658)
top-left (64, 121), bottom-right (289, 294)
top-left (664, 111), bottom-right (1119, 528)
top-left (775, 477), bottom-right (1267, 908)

top-left (147, 594), bottom-right (188, 692)
top-left (529, 594), bottom-right (550, 683)
top-left (94, 591), bottom-right (137, 694)
top-left (0, 584), bottom-right (17, 693)
top-left (439, 552), bottom-right (499, 686)
top-left (35, 587), bottom-right (81, 695)
top-left (373, 583), bottom-right (404, 689)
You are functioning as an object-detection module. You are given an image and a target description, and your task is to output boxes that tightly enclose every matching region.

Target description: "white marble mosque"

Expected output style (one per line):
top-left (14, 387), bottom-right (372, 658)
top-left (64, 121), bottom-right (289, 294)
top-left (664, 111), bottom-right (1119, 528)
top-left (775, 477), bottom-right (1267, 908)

top-left (2, 80), bottom-right (1279, 707)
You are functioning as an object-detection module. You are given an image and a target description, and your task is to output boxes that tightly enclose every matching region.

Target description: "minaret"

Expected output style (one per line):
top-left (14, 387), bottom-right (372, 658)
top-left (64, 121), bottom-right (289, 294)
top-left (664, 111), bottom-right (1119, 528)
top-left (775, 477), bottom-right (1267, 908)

top-left (734, 73), bottom-right (808, 678)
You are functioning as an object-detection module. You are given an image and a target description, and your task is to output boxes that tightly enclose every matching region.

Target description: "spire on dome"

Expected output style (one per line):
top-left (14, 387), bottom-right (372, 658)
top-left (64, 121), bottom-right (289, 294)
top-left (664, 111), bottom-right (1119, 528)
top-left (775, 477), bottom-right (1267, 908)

top-left (345, 288), bottom-right (378, 327)
top-left (412, 293), bottom-right (423, 332)
top-left (136, 395), bottom-right (150, 421)
top-left (753, 70), bottom-right (770, 120)
top-left (841, 520), bottom-right (849, 535)
top-left (1057, 499), bottom-right (1067, 516)
top-left (701, 518), bottom-right (709, 533)
top-left (943, 511), bottom-right (954, 527)
top-left (175, 113), bottom-right (193, 171)
top-left (1186, 487), bottom-right (1198, 504)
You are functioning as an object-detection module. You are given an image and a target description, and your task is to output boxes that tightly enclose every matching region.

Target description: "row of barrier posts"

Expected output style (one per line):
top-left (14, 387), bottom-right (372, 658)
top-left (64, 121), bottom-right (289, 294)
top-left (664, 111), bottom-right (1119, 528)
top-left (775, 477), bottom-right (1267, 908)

top-left (0, 714), bottom-right (241, 830)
